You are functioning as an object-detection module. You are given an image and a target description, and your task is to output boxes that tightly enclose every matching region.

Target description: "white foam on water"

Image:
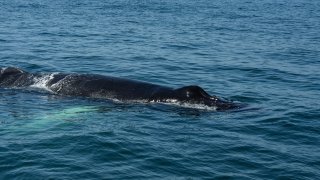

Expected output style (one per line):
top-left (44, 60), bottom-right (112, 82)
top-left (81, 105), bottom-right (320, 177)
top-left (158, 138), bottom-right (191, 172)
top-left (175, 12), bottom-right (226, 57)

top-left (94, 98), bottom-right (217, 111)
top-left (29, 73), bottom-right (57, 92)
top-left (144, 99), bottom-right (217, 111)
top-left (161, 101), bottom-right (217, 111)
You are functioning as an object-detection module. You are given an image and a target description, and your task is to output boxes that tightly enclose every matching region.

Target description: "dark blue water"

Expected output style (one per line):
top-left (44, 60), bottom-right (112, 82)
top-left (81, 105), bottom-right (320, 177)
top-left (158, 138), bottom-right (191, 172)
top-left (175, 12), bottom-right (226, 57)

top-left (1, 0), bottom-right (320, 179)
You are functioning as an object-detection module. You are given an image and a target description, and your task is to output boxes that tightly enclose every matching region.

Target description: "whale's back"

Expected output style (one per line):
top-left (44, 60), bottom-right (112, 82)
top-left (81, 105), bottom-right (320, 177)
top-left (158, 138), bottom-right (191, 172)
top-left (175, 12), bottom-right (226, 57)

top-left (47, 73), bottom-right (172, 100)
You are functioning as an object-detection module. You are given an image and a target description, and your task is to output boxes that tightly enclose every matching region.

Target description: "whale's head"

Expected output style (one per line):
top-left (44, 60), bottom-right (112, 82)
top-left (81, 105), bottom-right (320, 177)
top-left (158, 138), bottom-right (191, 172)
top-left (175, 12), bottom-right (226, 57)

top-left (0, 67), bottom-right (26, 86)
top-left (0, 67), bottom-right (25, 76)
top-left (174, 85), bottom-right (238, 110)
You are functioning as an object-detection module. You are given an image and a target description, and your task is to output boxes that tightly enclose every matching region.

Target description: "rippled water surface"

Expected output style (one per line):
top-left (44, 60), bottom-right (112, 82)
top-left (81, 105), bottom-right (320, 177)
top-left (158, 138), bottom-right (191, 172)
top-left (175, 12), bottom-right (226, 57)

top-left (1, 0), bottom-right (320, 179)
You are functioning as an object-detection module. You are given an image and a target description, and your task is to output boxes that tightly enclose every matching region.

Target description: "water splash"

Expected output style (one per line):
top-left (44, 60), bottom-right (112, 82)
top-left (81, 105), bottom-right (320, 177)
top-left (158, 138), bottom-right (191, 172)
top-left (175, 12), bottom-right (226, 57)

top-left (29, 73), bottom-right (58, 92)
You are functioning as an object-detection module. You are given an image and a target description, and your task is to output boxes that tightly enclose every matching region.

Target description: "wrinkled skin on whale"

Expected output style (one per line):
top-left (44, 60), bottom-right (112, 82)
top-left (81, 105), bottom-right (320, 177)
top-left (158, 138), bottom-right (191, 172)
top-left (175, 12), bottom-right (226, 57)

top-left (0, 67), bottom-right (239, 110)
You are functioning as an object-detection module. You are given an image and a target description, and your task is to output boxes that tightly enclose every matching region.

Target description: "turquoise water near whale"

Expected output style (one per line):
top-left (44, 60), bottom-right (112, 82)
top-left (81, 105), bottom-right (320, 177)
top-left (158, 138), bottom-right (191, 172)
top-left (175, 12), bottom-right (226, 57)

top-left (1, 0), bottom-right (320, 179)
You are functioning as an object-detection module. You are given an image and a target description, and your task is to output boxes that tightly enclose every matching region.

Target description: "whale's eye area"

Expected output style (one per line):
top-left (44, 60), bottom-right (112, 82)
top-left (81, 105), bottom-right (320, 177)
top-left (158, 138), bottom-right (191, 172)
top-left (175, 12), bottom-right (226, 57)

top-left (175, 85), bottom-right (211, 100)
top-left (185, 88), bottom-right (199, 98)
top-left (186, 91), bottom-right (192, 98)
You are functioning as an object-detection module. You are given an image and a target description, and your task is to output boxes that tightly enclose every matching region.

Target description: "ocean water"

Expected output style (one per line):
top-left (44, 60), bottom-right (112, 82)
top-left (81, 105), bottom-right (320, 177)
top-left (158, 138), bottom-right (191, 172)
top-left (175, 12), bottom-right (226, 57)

top-left (1, 0), bottom-right (320, 179)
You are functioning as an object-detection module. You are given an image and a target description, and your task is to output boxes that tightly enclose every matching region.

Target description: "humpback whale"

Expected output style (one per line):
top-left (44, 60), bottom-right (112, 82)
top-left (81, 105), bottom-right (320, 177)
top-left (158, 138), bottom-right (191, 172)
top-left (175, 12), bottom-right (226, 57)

top-left (0, 67), bottom-right (239, 110)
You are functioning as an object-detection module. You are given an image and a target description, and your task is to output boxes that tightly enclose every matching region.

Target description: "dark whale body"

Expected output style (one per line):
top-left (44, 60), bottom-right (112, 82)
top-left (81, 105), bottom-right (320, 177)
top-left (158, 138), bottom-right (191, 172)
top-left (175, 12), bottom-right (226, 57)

top-left (0, 67), bottom-right (239, 110)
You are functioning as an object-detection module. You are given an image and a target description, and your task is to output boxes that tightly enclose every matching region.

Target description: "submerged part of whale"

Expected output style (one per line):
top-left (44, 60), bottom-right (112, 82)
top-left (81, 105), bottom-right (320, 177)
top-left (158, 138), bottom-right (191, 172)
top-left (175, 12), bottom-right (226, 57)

top-left (0, 67), bottom-right (239, 110)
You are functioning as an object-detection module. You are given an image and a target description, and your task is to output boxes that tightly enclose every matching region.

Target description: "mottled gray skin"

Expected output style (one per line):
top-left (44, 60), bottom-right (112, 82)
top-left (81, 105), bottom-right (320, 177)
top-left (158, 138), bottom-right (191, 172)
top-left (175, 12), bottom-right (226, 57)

top-left (0, 67), bottom-right (238, 110)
